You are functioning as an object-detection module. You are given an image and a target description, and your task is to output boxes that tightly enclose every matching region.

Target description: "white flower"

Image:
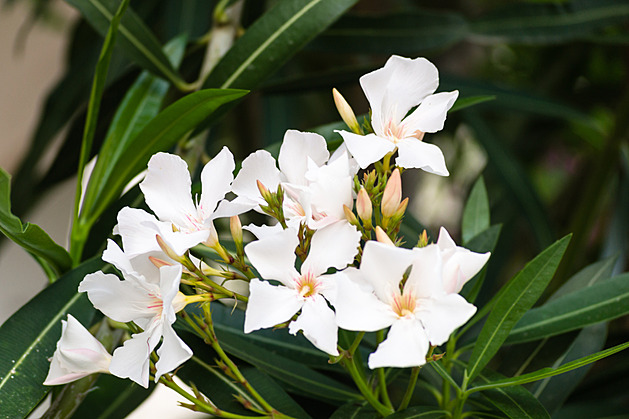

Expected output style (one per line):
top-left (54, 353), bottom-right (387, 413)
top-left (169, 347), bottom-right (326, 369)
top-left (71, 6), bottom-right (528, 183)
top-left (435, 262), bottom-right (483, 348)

top-left (244, 223), bottom-right (361, 355)
top-left (337, 55), bottom-right (458, 175)
top-left (43, 315), bottom-right (112, 386)
top-left (222, 130), bottom-right (357, 231)
top-left (79, 247), bottom-right (192, 388)
top-left (134, 146), bottom-right (238, 256)
top-left (332, 241), bottom-right (477, 369)
top-left (436, 227), bottom-right (491, 294)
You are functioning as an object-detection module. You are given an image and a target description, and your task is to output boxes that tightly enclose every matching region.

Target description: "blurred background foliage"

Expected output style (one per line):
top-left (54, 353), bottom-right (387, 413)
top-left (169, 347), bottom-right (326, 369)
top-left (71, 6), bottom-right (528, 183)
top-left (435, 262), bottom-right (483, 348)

top-left (3, 0), bottom-right (629, 416)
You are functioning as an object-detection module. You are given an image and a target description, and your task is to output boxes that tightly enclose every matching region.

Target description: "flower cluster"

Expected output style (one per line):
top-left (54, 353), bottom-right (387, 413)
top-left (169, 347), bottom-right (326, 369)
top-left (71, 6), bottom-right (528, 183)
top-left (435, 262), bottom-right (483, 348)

top-left (45, 55), bottom-right (489, 413)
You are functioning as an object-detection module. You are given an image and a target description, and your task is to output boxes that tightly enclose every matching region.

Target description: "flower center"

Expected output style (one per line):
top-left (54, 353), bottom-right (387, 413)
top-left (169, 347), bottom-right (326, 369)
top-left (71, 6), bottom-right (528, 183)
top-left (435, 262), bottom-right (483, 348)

top-left (146, 292), bottom-right (164, 315)
top-left (294, 271), bottom-right (320, 298)
top-left (383, 119), bottom-right (425, 143)
top-left (391, 291), bottom-right (417, 318)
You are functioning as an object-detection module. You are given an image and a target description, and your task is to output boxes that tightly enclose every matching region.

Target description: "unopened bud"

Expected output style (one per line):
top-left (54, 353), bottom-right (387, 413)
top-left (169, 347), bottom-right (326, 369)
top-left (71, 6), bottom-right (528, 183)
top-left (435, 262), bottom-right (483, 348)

top-left (204, 225), bottom-right (220, 249)
top-left (343, 204), bottom-right (359, 226)
top-left (375, 226), bottom-right (395, 246)
top-left (149, 256), bottom-right (172, 269)
top-left (257, 180), bottom-right (272, 203)
top-left (333, 88), bottom-right (361, 134)
top-left (395, 197), bottom-right (409, 218)
top-left (356, 187), bottom-right (372, 223)
top-left (156, 234), bottom-right (185, 263)
top-left (381, 169), bottom-right (402, 218)
top-left (417, 230), bottom-right (429, 248)
top-left (230, 215), bottom-right (243, 245)
top-left (363, 170), bottom-right (377, 191)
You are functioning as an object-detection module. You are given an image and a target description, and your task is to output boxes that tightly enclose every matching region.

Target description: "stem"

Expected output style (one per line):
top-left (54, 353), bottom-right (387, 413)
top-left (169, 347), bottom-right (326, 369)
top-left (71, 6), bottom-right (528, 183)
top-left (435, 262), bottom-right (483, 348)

top-left (342, 357), bottom-right (394, 417)
top-left (398, 367), bottom-right (421, 410)
top-left (374, 330), bottom-right (393, 410)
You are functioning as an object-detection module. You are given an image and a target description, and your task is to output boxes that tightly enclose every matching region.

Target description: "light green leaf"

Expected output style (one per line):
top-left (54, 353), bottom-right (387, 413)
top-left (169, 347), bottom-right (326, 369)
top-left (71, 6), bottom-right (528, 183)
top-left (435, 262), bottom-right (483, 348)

top-left (468, 340), bottom-right (629, 393)
top-left (64, 0), bottom-right (187, 89)
top-left (0, 259), bottom-right (102, 418)
top-left (0, 168), bottom-right (72, 277)
top-left (507, 272), bottom-right (629, 344)
top-left (465, 235), bottom-right (571, 380)
top-left (462, 176), bottom-right (490, 245)
top-left (203, 0), bottom-right (359, 90)
top-left (477, 370), bottom-right (550, 418)
top-left (79, 36), bottom-right (187, 224)
top-left (80, 88), bottom-right (248, 227)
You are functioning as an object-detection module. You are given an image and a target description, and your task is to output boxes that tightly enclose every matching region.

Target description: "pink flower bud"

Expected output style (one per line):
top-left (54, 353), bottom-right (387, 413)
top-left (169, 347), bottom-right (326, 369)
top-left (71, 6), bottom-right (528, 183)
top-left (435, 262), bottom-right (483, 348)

top-left (333, 88), bottom-right (361, 134)
top-left (381, 169), bottom-right (402, 218)
top-left (356, 187), bottom-right (373, 222)
top-left (375, 226), bottom-right (395, 246)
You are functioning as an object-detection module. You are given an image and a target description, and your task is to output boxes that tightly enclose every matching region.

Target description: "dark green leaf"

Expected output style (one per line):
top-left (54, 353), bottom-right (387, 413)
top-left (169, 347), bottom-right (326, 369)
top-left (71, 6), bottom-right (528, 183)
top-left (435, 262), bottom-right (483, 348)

top-left (548, 255), bottom-right (617, 302)
top-left (466, 235), bottom-right (571, 380)
top-left (203, 0), bottom-right (359, 90)
top-left (460, 224), bottom-right (502, 304)
top-left (468, 340), bottom-right (629, 393)
top-left (64, 0), bottom-right (187, 88)
top-left (470, 1), bottom-right (629, 44)
top-left (507, 272), bottom-right (629, 344)
top-left (330, 403), bottom-right (378, 419)
top-left (384, 406), bottom-right (449, 418)
top-left (0, 258), bottom-right (102, 417)
top-left (242, 368), bottom-right (312, 419)
top-left (476, 370), bottom-right (550, 419)
top-left (462, 176), bottom-right (490, 245)
top-left (81, 88), bottom-right (248, 225)
top-left (310, 10), bottom-right (468, 54)
top-left (0, 168), bottom-right (72, 277)
top-left (449, 95), bottom-right (496, 113)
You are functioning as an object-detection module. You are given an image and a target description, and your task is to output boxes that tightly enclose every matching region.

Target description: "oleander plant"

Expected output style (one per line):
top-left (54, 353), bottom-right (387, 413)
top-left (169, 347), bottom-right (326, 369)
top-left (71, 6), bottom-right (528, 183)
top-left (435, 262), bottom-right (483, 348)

top-left (1, 0), bottom-right (629, 418)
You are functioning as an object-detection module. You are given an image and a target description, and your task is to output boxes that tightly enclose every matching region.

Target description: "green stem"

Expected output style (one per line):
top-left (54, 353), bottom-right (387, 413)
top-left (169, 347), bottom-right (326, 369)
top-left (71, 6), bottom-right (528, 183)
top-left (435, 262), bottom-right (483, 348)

top-left (374, 330), bottom-right (393, 410)
top-left (398, 367), bottom-right (421, 411)
top-left (342, 357), bottom-right (394, 417)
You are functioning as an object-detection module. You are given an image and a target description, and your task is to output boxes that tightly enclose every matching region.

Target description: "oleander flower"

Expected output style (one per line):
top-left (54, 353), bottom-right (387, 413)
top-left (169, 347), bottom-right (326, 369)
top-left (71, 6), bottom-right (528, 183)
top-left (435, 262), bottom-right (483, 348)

top-left (222, 130), bottom-right (357, 231)
top-left (332, 241), bottom-right (479, 369)
top-left (79, 252), bottom-right (192, 388)
top-left (43, 315), bottom-right (112, 386)
top-left (244, 223), bottom-right (361, 355)
top-left (337, 55), bottom-right (458, 175)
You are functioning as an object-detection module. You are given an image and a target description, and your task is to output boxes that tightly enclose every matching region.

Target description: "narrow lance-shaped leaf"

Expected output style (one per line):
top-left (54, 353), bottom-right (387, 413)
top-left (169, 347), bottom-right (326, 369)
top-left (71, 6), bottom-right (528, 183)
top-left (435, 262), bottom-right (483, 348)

top-left (462, 176), bottom-right (490, 245)
top-left (476, 370), bottom-right (550, 419)
top-left (79, 36), bottom-right (187, 224)
top-left (465, 235), bottom-right (571, 381)
top-left (203, 0), bottom-right (360, 90)
top-left (0, 259), bottom-right (102, 418)
top-left (0, 168), bottom-right (72, 277)
top-left (506, 272), bottom-right (629, 344)
top-left (64, 0), bottom-right (188, 89)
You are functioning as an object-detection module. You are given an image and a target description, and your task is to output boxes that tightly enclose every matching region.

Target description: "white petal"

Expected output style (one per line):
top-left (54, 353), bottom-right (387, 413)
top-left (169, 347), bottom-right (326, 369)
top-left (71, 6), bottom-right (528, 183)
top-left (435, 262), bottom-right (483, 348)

top-left (158, 264), bottom-right (183, 321)
top-left (302, 222), bottom-right (360, 276)
top-left (154, 323), bottom-right (193, 381)
top-left (213, 198), bottom-right (256, 219)
top-left (306, 153), bottom-right (354, 224)
top-left (242, 222), bottom-right (284, 240)
top-left (437, 227), bottom-right (491, 294)
top-left (199, 146), bottom-right (235, 221)
top-left (115, 207), bottom-right (164, 256)
top-left (403, 91), bottom-right (458, 133)
top-left (360, 241), bottom-right (416, 304)
top-left (244, 279), bottom-right (304, 333)
top-left (79, 272), bottom-right (157, 323)
top-left (232, 150), bottom-right (282, 205)
top-left (244, 227), bottom-right (300, 286)
top-left (337, 131), bottom-right (395, 169)
top-left (395, 138), bottom-right (448, 176)
top-left (102, 239), bottom-right (138, 280)
top-left (418, 294), bottom-right (476, 346)
top-left (288, 294), bottom-right (339, 356)
top-left (360, 56), bottom-right (439, 136)
top-left (158, 228), bottom-right (210, 256)
top-left (109, 328), bottom-right (155, 388)
top-left (278, 130), bottom-right (329, 185)
top-left (140, 153), bottom-right (197, 228)
top-left (368, 318), bottom-right (429, 369)
top-left (406, 244), bottom-right (444, 299)
top-left (332, 272), bottom-right (396, 332)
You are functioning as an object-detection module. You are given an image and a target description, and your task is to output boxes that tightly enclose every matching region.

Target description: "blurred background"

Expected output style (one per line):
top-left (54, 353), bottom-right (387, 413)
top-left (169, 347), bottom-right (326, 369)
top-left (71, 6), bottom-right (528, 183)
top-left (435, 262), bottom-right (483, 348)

top-left (1, 0), bottom-right (628, 417)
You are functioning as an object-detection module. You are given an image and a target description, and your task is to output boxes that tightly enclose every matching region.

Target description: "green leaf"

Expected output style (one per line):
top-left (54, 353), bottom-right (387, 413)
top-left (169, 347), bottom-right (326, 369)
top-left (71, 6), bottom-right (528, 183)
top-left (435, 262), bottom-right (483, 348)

top-left (64, 0), bottom-right (187, 89)
top-left (476, 370), bottom-right (550, 419)
top-left (462, 176), bottom-right (490, 245)
top-left (309, 10), bottom-right (468, 54)
top-left (384, 406), bottom-right (450, 418)
top-left (449, 95), bottom-right (496, 113)
top-left (0, 258), bottom-right (102, 417)
top-left (466, 235), bottom-right (571, 380)
top-left (470, 1), bottom-right (629, 44)
top-left (70, 374), bottom-right (152, 419)
top-left (330, 403), bottom-right (378, 419)
top-left (464, 111), bottom-right (555, 249)
top-left (468, 340), bottom-right (629, 393)
top-left (532, 323), bottom-right (607, 415)
top-left (0, 168), bottom-right (72, 277)
top-left (79, 36), bottom-right (187, 224)
top-left (460, 224), bottom-right (502, 304)
top-left (548, 255), bottom-right (617, 302)
top-left (203, 0), bottom-right (359, 90)
top-left (242, 368), bottom-right (313, 419)
top-left (506, 272), bottom-right (629, 344)
top-left (80, 88), bottom-right (248, 226)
